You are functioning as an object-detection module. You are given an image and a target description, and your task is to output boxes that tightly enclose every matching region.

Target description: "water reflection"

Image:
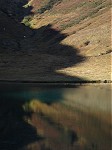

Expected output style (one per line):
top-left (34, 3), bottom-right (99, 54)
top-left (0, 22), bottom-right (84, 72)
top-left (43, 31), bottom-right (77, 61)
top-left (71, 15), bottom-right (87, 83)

top-left (1, 89), bottom-right (63, 104)
top-left (0, 84), bottom-right (111, 150)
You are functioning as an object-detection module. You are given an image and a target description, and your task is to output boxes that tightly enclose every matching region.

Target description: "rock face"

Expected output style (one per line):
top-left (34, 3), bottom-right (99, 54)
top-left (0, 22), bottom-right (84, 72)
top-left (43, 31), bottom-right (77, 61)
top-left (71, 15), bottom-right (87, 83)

top-left (0, 0), bottom-right (31, 21)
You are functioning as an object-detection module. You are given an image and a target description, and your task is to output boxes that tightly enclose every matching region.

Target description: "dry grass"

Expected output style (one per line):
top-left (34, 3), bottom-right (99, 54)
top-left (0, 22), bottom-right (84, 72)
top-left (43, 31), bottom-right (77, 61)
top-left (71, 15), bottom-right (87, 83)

top-left (0, 0), bottom-right (111, 81)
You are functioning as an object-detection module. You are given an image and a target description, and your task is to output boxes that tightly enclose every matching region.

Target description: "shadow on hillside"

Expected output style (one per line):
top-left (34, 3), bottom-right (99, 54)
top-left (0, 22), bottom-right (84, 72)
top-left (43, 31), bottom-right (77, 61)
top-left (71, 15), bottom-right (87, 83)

top-left (23, 23), bottom-right (86, 81)
top-left (29, 24), bottom-right (86, 73)
top-left (0, 0), bottom-right (87, 81)
top-left (0, 0), bottom-right (33, 21)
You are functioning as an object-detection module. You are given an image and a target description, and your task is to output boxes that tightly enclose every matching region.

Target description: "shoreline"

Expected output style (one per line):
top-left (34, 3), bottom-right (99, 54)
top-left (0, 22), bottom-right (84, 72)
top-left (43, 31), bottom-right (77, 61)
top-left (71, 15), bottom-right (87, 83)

top-left (0, 80), bottom-right (111, 88)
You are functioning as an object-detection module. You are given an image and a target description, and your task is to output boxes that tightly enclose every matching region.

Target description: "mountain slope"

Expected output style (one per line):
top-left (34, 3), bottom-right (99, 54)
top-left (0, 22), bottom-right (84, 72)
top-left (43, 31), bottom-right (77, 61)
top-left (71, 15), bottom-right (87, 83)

top-left (0, 0), bottom-right (111, 81)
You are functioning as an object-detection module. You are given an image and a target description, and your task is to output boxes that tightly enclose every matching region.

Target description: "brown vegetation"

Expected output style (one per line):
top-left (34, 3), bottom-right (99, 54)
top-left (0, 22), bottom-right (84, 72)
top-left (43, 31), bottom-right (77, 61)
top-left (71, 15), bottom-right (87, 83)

top-left (0, 0), bottom-right (111, 81)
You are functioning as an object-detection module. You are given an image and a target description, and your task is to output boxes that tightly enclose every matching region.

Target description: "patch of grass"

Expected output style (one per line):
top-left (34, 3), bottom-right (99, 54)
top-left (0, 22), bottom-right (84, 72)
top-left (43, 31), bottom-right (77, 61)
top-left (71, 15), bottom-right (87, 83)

top-left (37, 0), bottom-right (62, 14)
top-left (88, 0), bottom-right (103, 8)
top-left (87, 0), bottom-right (111, 10)
top-left (60, 0), bottom-right (110, 30)
top-left (74, 1), bottom-right (87, 9)
top-left (22, 15), bottom-right (32, 27)
top-left (60, 15), bottom-right (88, 30)
top-left (23, 1), bottom-right (32, 8)
top-left (61, 1), bottom-right (110, 30)
top-left (87, 6), bottom-right (104, 18)
top-left (23, 4), bottom-right (29, 8)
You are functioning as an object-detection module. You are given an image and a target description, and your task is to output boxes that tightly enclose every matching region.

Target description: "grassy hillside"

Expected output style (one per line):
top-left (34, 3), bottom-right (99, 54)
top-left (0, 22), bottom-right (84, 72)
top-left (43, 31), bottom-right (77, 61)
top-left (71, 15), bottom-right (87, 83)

top-left (0, 0), bottom-right (111, 81)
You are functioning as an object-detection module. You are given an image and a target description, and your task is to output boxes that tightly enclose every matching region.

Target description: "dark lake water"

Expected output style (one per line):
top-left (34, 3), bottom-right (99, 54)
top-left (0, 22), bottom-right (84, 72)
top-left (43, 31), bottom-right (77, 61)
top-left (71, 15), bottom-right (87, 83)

top-left (0, 83), bottom-right (111, 150)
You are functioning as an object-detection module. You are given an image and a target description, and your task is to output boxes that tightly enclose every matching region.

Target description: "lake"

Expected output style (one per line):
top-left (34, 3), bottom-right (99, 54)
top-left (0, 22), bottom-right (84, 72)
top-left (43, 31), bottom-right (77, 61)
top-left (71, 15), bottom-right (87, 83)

top-left (0, 83), bottom-right (111, 150)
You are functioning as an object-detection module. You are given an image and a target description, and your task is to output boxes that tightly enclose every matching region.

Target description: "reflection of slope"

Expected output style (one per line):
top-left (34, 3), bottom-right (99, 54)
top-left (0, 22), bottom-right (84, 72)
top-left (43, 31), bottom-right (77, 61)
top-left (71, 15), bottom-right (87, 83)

top-left (0, 84), bottom-right (111, 150)
top-left (62, 85), bottom-right (111, 114)
top-left (61, 85), bottom-right (111, 136)
top-left (30, 113), bottom-right (78, 149)
top-left (26, 95), bottom-right (111, 150)
top-left (25, 100), bottom-right (80, 150)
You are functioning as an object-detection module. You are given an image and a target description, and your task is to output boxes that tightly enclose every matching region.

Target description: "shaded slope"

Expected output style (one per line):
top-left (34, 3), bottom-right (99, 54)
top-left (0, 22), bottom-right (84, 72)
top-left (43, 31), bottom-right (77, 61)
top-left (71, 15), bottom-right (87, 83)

top-left (0, 6), bottom-right (86, 81)
top-left (0, 0), bottom-right (111, 81)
